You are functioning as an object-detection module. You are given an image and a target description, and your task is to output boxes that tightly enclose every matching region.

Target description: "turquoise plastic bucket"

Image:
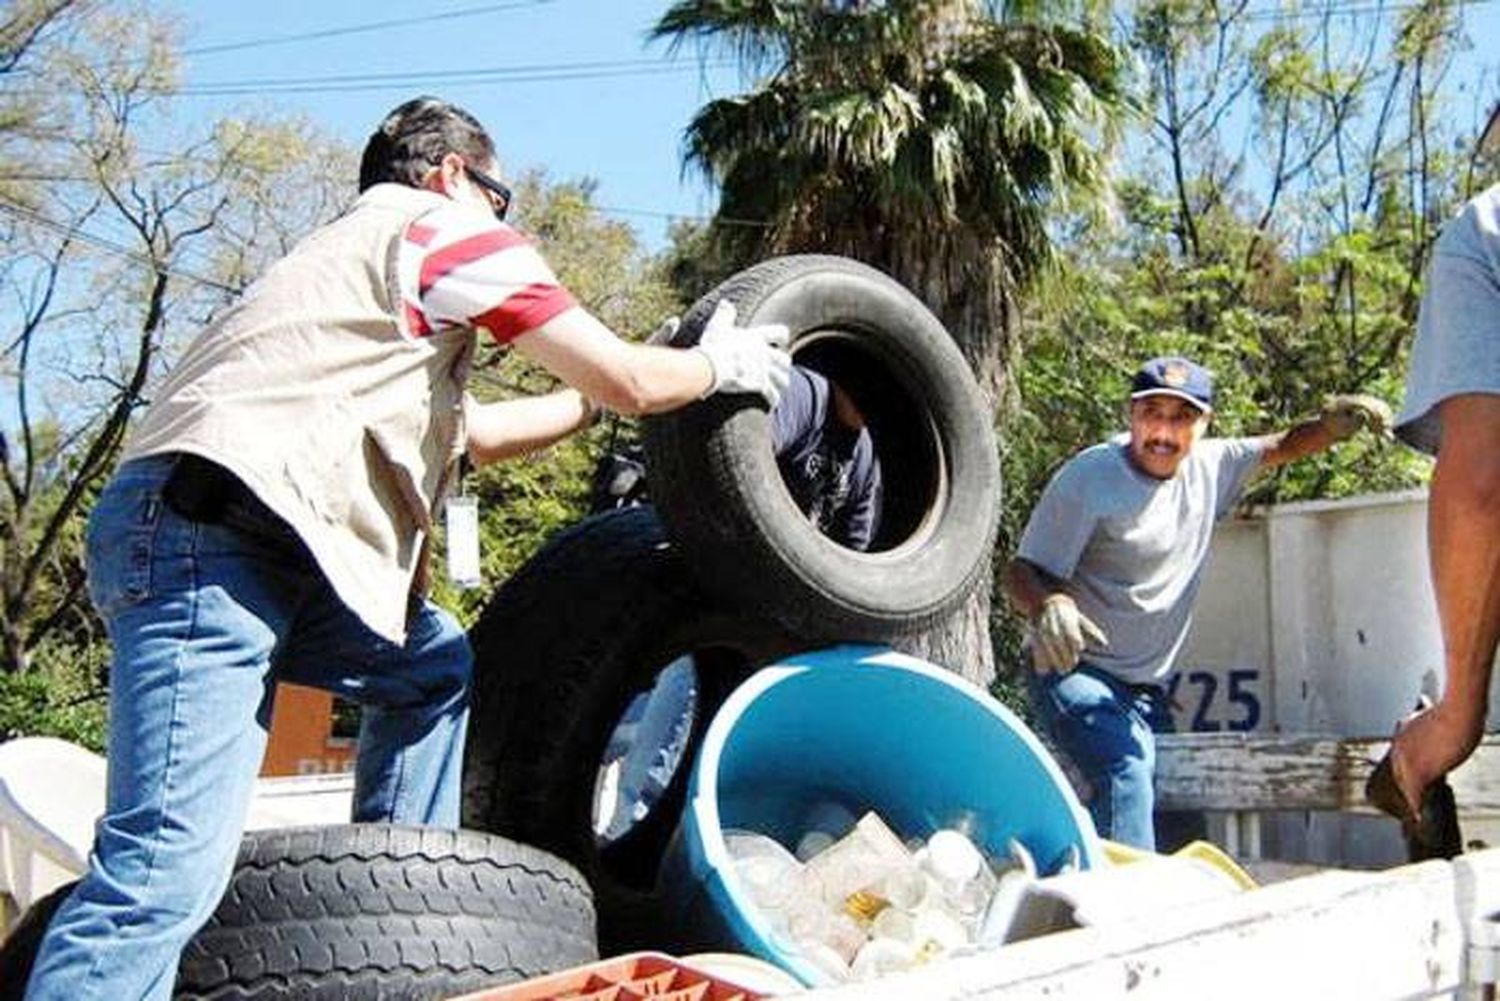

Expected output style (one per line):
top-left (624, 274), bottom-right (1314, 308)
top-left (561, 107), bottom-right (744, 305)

top-left (670, 645), bottom-right (1103, 986)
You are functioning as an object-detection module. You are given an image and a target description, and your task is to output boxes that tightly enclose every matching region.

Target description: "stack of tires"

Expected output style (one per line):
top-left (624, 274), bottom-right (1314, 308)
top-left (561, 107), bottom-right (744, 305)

top-left (2, 256), bottom-right (1000, 997)
top-left (0, 825), bottom-right (597, 1000)
top-left (460, 255), bottom-right (1001, 953)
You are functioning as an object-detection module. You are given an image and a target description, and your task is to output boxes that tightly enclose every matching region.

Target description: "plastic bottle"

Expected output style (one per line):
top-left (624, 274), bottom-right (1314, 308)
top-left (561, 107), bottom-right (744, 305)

top-left (977, 838), bottom-right (1039, 948)
top-left (851, 936), bottom-right (919, 981)
top-left (795, 828), bottom-right (837, 862)
top-left (725, 829), bottom-right (800, 913)
top-left (911, 906), bottom-right (969, 961)
top-left (917, 828), bottom-right (998, 931)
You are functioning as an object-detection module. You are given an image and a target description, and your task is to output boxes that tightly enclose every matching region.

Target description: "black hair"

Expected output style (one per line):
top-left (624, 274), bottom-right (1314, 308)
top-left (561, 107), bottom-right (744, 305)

top-left (358, 96), bottom-right (496, 192)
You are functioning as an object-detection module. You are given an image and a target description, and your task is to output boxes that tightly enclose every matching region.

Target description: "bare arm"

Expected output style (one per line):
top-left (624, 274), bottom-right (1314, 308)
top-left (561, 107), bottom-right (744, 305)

top-left (511, 306), bottom-right (714, 415)
top-left (1001, 557), bottom-right (1066, 621)
top-left (1251, 416), bottom-right (1340, 470)
top-left (465, 390), bottom-right (596, 467)
top-left (1255, 394), bottom-right (1393, 469)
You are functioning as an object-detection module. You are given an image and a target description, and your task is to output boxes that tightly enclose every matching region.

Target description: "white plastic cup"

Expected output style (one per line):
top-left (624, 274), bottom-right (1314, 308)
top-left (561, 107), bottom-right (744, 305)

top-left (851, 936), bottom-right (919, 981)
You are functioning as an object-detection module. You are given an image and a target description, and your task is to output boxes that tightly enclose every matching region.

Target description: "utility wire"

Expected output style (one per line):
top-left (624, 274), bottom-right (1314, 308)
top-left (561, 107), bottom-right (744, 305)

top-left (179, 1), bottom-right (558, 59)
top-left (15, 0), bottom-right (1484, 96)
top-left (594, 203), bottom-right (767, 229)
top-left (175, 59), bottom-right (737, 96)
top-left (4, 58), bottom-right (737, 99)
top-left (0, 199), bottom-right (238, 293)
top-left (167, 58), bottom-right (715, 90)
top-left (1157, 0), bottom-right (1493, 28)
top-left (0, 190), bottom-right (773, 291)
top-left (5, 1), bottom-right (561, 76)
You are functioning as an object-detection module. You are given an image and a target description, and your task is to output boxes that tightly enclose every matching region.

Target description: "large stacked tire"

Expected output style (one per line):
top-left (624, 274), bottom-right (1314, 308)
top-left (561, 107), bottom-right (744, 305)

top-left (0, 825), bottom-right (595, 1000)
top-left (461, 256), bottom-right (1000, 952)
top-left (642, 254), bottom-right (1001, 642)
top-left (460, 506), bottom-right (802, 952)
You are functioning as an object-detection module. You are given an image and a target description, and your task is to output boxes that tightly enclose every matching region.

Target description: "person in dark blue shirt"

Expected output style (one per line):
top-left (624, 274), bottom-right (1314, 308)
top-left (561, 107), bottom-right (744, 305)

top-left (592, 364), bottom-right (884, 839)
top-left (591, 364), bottom-right (884, 550)
top-left (770, 365), bottom-right (883, 551)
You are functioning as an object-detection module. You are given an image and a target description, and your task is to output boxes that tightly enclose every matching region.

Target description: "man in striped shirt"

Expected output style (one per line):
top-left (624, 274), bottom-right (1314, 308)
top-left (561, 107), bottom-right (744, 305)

top-left (25, 97), bottom-right (791, 1001)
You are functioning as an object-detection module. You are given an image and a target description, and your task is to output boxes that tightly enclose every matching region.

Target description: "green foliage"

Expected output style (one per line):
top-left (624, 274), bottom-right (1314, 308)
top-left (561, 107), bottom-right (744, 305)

top-left (653, 0), bottom-right (1133, 411)
top-left (431, 173), bottom-right (684, 628)
top-left (657, 0), bottom-right (1131, 279)
top-left (0, 638), bottom-right (108, 749)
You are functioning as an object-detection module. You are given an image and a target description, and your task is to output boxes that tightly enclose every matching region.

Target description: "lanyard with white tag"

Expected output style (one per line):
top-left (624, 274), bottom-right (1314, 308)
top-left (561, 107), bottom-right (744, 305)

top-left (445, 461), bottom-right (482, 589)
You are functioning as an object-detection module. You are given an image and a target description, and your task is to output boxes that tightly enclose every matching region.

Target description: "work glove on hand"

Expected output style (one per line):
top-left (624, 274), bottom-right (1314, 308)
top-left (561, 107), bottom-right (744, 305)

top-left (1031, 594), bottom-right (1108, 674)
top-left (694, 299), bottom-right (793, 407)
top-left (1321, 393), bottom-right (1394, 441)
top-left (646, 316), bottom-right (680, 347)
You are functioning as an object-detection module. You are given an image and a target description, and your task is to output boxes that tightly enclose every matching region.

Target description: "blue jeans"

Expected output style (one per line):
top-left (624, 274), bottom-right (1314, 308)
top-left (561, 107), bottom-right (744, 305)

top-left (26, 455), bottom-right (472, 1001)
top-left (1027, 663), bottom-right (1174, 850)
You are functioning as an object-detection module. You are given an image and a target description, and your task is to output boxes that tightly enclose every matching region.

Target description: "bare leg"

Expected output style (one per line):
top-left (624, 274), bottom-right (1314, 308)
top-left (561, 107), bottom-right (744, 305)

top-left (1391, 393), bottom-right (1500, 810)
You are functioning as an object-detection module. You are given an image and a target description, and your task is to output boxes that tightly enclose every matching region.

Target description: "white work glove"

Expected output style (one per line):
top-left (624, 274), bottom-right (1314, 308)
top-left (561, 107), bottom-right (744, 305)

top-left (646, 316), bottom-right (680, 347)
top-left (1031, 594), bottom-right (1108, 674)
top-left (693, 299), bottom-right (792, 407)
top-left (1321, 393), bottom-right (1393, 441)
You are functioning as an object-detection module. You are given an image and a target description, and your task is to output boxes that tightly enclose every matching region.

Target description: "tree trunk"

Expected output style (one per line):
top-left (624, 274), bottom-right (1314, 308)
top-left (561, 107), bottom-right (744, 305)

top-left (893, 585), bottom-right (995, 689)
top-left (852, 248), bottom-right (1016, 691)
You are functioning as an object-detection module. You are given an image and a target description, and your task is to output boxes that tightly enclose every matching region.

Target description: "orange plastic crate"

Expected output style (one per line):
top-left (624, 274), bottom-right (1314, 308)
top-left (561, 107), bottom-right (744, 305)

top-left (446, 952), bottom-right (771, 1001)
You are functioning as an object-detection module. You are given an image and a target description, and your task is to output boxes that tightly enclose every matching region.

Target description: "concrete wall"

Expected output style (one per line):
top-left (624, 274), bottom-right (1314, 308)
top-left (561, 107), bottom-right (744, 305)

top-left (1178, 489), bottom-right (1500, 867)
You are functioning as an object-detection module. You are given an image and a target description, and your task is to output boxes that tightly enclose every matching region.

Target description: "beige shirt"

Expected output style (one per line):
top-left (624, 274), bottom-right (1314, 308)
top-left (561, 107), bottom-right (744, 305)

top-left (123, 185), bottom-right (476, 644)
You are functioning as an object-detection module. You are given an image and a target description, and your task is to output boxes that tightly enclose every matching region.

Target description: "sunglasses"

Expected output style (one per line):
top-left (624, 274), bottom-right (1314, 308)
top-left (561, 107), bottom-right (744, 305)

top-left (465, 163), bottom-right (513, 222)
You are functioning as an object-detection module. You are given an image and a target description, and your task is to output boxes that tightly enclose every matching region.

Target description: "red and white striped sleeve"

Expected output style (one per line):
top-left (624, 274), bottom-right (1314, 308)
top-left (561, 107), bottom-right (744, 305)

top-left (397, 203), bottom-right (577, 343)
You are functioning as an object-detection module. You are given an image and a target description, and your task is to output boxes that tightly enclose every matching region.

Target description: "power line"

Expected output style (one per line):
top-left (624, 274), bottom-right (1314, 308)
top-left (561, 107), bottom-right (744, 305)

top-left (0, 193), bottom-right (736, 290)
top-left (594, 203), bottom-right (767, 229)
top-left (1161, 0), bottom-right (1494, 28)
top-left (180, 1), bottom-right (557, 59)
top-left (35, 1), bottom-right (563, 77)
top-left (0, 199), bottom-right (238, 294)
top-left (174, 58), bottom-right (710, 90)
top-left (22, 0), bottom-right (1484, 99)
top-left (175, 58), bottom-right (736, 96)
top-left (4, 58), bottom-right (737, 99)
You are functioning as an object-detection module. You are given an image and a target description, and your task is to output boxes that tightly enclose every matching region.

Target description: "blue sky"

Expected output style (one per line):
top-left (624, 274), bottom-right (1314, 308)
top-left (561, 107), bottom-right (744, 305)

top-left (159, 1), bottom-right (743, 250)
top-left (125, 0), bottom-right (1500, 252)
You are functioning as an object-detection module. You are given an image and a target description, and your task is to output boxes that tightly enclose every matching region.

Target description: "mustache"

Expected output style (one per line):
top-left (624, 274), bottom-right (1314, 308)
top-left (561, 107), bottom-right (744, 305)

top-left (1143, 438), bottom-right (1180, 452)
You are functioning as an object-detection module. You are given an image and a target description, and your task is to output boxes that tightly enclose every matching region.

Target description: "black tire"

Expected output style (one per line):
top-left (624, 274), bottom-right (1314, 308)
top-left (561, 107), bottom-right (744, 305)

top-left (0, 881), bottom-right (68, 1000)
top-left (642, 254), bottom-right (1000, 642)
top-left (460, 506), bottom-right (801, 952)
top-left (1, 825), bottom-right (596, 1001)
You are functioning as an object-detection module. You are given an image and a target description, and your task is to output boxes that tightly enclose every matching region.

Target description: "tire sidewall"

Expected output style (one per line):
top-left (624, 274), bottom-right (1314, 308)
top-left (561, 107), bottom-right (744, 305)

top-left (645, 255), bottom-right (1000, 639)
top-left (461, 507), bottom-right (802, 950)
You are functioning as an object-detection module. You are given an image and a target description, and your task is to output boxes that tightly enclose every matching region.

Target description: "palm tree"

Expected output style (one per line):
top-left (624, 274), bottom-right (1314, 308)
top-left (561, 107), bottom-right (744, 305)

top-left (654, 0), bottom-right (1130, 405)
top-left (654, 0), bottom-right (1131, 686)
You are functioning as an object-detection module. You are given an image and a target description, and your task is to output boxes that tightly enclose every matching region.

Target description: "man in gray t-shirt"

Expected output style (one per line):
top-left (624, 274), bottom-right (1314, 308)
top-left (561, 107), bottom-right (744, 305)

top-left (1374, 128), bottom-right (1500, 859)
top-left (1003, 356), bottom-right (1391, 848)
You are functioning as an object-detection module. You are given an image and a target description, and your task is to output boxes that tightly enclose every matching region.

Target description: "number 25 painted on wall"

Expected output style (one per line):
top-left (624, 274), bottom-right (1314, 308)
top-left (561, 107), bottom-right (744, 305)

top-left (1167, 668), bottom-right (1261, 732)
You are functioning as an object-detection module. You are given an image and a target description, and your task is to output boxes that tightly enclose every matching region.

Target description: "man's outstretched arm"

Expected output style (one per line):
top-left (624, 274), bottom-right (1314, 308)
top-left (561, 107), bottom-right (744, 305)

top-left (1255, 393), bottom-right (1392, 468)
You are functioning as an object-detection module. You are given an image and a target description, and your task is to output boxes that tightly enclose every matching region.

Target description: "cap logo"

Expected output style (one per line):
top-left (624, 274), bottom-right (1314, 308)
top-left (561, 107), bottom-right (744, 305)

top-left (1162, 361), bottom-right (1189, 388)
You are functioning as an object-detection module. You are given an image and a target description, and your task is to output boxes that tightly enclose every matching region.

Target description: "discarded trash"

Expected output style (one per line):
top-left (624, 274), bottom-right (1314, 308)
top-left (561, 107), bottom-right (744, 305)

top-left (665, 648), bottom-right (1102, 988)
top-left (726, 810), bottom-right (1039, 982)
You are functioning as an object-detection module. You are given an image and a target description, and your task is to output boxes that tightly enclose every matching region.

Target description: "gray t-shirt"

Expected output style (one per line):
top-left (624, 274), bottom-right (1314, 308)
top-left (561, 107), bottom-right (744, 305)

top-left (1396, 183), bottom-right (1500, 455)
top-left (1017, 435), bottom-right (1266, 684)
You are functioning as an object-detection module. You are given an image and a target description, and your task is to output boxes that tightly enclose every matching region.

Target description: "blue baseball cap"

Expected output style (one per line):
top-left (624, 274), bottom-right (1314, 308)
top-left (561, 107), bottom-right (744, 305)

top-left (1130, 356), bottom-right (1214, 413)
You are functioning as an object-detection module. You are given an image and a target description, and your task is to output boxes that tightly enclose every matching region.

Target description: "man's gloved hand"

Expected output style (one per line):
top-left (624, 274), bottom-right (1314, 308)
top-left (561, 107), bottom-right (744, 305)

top-left (694, 299), bottom-right (792, 407)
top-left (1321, 393), bottom-right (1394, 441)
top-left (1031, 594), bottom-right (1108, 674)
top-left (646, 316), bottom-right (680, 347)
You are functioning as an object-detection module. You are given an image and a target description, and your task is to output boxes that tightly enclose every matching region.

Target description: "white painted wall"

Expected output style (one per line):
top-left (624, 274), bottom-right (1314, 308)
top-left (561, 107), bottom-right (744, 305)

top-left (1178, 489), bottom-right (1500, 867)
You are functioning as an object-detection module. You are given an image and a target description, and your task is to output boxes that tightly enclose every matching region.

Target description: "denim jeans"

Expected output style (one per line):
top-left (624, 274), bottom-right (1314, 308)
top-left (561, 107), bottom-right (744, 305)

top-left (26, 455), bottom-right (472, 1001)
top-left (1027, 663), bottom-right (1175, 851)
